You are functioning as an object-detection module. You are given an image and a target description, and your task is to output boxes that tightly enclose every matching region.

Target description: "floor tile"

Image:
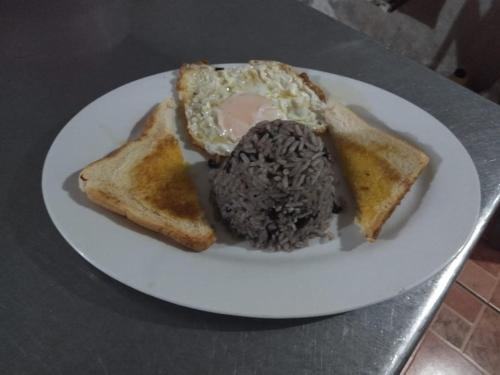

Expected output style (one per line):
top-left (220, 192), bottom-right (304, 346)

top-left (405, 332), bottom-right (483, 375)
top-left (490, 282), bottom-right (500, 310)
top-left (464, 307), bottom-right (500, 374)
top-left (458, 260), bottom-right (497, 300)
top-left (444, 282), bottom-right (483, 323)
top-left (470, 240), bottom-right (500, 277)
top-left (431, 305), bottom-right (472, 348)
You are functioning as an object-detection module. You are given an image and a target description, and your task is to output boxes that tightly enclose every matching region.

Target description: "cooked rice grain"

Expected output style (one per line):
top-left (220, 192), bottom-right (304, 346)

top-left (211, 120), bottom-right (339, 251)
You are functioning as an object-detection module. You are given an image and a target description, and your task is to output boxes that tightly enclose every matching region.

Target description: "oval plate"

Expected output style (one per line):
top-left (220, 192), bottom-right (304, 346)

top-left (42, 65), bottom-right (480, 318)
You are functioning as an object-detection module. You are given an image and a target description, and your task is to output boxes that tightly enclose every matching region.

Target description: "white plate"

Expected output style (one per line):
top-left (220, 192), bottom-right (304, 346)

top-left (42, 65), bottom-right (480, 318)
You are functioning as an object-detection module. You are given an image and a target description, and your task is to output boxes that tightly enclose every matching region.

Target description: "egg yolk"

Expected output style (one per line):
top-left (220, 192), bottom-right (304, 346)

top-left (217, 93), bottom-right (280, 140)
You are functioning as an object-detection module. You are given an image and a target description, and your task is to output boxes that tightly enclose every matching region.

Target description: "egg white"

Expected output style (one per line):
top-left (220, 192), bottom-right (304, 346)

top-left (184, 61), bottom-right (327, 155)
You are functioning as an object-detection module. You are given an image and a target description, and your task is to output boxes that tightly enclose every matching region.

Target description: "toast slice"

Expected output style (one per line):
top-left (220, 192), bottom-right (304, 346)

top-left (325, 101), bottom-right (430, 241)
top-left (177, 60), bottom-right (328, 156)
top-left (79, 98), bottom-right (216, 251)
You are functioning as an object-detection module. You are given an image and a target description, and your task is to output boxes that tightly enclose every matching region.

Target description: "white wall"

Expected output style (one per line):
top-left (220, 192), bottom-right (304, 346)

top-left (299, 0), bottom-right (500, 102)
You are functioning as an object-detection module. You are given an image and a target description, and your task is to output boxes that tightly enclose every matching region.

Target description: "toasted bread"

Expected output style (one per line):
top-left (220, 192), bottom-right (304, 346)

top-left (325, 101), bottom-right (429, 241)
top-left (177, 60), bottom-right (328, 156)
top-left (79, 98), bottom-right (216, 251)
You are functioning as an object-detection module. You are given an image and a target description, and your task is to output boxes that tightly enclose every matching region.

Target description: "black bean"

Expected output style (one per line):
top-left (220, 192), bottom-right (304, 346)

top-left (267, 208), bottom-right (279, 220)
top-left (208, 159), bottom-right (221, 168)
top-left (295, 216), bottom-right (311, 229)
top-left (332, 201), bottom-right (342, 214)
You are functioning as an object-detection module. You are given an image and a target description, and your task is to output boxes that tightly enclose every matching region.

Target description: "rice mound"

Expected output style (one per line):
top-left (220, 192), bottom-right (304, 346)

top-left (211, 120), bottom-right (339, 251)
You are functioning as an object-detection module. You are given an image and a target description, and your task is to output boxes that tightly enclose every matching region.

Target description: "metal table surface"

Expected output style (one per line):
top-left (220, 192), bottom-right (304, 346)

top-left (1, 1), bottom-right (499, 374)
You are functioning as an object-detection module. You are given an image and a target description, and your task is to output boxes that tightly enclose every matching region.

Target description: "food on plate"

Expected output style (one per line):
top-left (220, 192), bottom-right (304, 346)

top-left (325, 101), bottom-right (430, 241)
top-left (77, 59), bottom-right (431, 251)
top-left (78, 98), bottom-right (216, 251)
top-left (177, 60), bottom-right (328, 156)
top-left (211, 120), bottom-right (340, 250)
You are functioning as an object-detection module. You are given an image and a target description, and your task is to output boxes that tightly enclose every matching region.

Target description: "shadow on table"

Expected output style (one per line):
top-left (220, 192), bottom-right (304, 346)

top-left (77, 268), bottom-right (329, 330)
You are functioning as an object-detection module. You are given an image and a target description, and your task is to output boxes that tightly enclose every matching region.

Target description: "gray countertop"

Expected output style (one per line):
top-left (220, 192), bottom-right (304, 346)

top-left (1, 1), bottom-right (499, 374)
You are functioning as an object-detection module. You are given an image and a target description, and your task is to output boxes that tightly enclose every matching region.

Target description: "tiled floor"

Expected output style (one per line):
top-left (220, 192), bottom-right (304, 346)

top-left (403, 239), bottom-right (500, 374)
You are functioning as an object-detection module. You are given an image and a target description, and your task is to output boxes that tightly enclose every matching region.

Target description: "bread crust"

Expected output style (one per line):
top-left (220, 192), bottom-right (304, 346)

top-left (362, 172), bottom-right (424, 242)
top-left (79, 98), bottom-right (216, 251)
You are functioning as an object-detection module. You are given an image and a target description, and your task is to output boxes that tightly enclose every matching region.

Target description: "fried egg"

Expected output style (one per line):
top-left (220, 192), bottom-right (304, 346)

top-left (178, 60), bottom-right (328, 156)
